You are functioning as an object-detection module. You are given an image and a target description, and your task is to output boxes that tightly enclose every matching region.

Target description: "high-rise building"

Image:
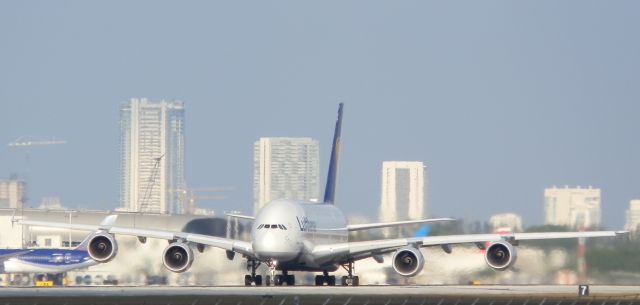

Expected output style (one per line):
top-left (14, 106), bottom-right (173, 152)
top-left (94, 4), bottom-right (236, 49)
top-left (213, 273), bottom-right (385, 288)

top-left (489, 213), bottom-right (523, 232)
top-left (625, 199), bottom-right (640, 234)
top-left (120, 98), bottom-right (185, 214)
top-left (0, 177), bottom-right (25, 209)
top-left (544, 186), bottom-right (601, 229)
top-left (379, 161), bottom-right (427, 228)
top-left (253, 137), bottom-right (320, 214)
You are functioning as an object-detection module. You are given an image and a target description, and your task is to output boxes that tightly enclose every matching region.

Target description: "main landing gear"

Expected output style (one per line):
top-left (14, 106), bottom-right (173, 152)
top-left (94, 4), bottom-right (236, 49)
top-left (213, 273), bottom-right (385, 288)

top-left (244, 260), bottom-right (263, 286)
top-left (340, 261), bottom-right (359, 286)
top-left (315, 262), bottom-right (360, 286)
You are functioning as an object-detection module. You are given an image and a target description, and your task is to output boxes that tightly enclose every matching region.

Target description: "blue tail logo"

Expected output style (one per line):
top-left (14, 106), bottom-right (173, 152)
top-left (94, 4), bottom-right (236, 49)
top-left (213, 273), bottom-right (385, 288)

top-left (323, 103), bottom-right (344, 204)
top-left (414, 225), bottom-right (431, 238)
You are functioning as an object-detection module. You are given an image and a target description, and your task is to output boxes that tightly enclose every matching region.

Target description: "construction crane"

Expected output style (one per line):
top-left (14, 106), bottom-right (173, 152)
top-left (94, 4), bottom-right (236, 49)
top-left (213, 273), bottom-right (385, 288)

top-left (138, 154), bottom-right (164, 213)
top-left (7, 136), bottom-right (67, 203)
top-left (8, 136), bottom-right (67, 168)
top-left (8, 136), bottom-right (67, 148)
top-left (172, 186), bottom-right (234, 214)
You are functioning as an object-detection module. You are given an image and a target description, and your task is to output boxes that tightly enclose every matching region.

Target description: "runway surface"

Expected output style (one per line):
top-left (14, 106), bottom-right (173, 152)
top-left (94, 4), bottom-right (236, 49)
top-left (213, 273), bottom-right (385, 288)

top-left (1, 285), bottom-right (639, 305)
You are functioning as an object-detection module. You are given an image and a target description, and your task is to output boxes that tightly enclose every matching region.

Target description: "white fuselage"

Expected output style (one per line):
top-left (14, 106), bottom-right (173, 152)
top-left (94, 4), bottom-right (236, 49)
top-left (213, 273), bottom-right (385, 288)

top-left (3, 258), bottom-right (96, 274)
top-left (252, 199), bottom-right (348, 271)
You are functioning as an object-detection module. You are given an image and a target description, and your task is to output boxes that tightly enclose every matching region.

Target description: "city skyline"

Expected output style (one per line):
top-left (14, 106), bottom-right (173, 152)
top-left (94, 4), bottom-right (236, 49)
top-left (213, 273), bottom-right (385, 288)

top-left (1, 2), bottom-right (639, 227)
top-left (253, 137), bottom-right (320, 214)
top-left (379, 161), bottom-right (427, 237)
top-left (544, 186), bottom-right (601, 229)
top-left (118, 98), bottom-right (185, 214)
top-left (379, 162), bottom-right (427, 220)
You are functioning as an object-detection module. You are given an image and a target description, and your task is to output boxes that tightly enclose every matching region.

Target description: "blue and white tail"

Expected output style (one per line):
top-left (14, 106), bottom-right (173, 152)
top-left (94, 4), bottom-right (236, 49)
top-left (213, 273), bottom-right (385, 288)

top-left (323, 103), bottom-right (344, 205)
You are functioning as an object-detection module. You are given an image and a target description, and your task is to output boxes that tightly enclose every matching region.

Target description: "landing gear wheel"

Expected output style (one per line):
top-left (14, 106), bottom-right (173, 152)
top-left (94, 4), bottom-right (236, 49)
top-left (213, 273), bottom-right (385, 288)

top-left (326, 275), bottom-right (336, 286)
top-left (245, 259), bottom-right (264, 286)
top-left (286, 274), bottom-right (295, 286)
top-left (274, 274), bottom-right (283, 286)
top-left (339, 261), bottom-right (360, 286)
top-left (266, 275), bottom-right (271, 286)
top-left (315, 275), bottom-right (324, 286)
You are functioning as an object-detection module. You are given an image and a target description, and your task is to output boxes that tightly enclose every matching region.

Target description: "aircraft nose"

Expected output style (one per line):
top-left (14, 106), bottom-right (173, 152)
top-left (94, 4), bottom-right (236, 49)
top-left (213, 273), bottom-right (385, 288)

top-left (253, 230), bottom-right (299, 262)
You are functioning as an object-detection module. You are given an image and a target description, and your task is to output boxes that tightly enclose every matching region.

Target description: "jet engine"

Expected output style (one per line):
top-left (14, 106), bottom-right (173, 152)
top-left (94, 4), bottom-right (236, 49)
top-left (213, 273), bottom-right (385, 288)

top-left (392, 246), bottom-right (425, 277)
top-left (87, 233), bottom-right (118, 263)
top-left (484, 241), bottom-right (517, 270)
top-left (162, 242), bottom-right (194, 273)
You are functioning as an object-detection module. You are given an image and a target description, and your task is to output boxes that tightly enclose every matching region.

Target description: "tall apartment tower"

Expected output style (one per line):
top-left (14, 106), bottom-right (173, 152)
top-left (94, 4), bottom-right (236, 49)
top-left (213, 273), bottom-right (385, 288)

top-left (253, 137), bottom-right (320, 214)
top-left (544, 186), bottom-right (601, 229)
top-left (489, 213), bottom-right (523, 232)
top-left (379, 161), bottom-right (427, 227)
top-left (0, 177), bottom-right (25, 209)
top-left (120, 98), bottom-right (185, 214)
top-left (625, 199), bottom-right (640, 234)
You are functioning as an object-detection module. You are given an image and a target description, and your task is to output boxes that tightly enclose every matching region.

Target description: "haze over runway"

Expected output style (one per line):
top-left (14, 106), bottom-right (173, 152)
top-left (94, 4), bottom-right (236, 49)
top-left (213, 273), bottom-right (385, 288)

top-left (1, 1), bottom-right (639, 227)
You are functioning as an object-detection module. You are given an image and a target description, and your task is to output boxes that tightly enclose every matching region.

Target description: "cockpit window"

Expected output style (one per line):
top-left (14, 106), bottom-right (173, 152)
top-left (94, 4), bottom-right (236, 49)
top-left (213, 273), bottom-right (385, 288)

top-left (258, 224), bottom-right (287, 230)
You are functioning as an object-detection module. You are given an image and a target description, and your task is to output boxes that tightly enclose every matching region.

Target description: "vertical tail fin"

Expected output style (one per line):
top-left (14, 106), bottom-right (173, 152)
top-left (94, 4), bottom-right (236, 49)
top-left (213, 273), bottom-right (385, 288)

top-left (74, 215), bottom-right (118, 250)
top-left (74, 232), bottom-right (94, 251)
top-left (323, 103), bottom-right (344, 204)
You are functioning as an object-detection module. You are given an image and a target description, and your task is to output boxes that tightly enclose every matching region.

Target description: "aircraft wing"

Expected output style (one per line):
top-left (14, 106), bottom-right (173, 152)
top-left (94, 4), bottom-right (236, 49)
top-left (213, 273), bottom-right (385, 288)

top-left (345, 218), bottom-right (455, 231)
top-left (18, 219), bottom-right (99, 231)
top-left (224, 213), bottom-right (255, 221)
top-left (19, 219), bottom-right (254, 258)
top-left (312, 230), bottom-right (626, 263)
top-left (108, 227), bottom-right (254, 257)
top-left (19, 214), bottom-right (118, 231)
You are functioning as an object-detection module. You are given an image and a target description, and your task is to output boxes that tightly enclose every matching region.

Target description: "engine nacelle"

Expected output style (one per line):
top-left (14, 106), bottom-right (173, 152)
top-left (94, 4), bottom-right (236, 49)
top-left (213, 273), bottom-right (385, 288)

top-left (162, 242), bottom-right (194, 273)
top-left (87, 233), bottom-right (118, 263)
top-left (485, 241), bottom-right (517, 270)
top-left (392, 246), bottom-right (425, 277)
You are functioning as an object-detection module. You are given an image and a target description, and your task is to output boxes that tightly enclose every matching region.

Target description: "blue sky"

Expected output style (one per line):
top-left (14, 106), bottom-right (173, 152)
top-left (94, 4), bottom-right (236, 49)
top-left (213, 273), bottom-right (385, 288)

top-left (1, 1), bottom-right (639, 227)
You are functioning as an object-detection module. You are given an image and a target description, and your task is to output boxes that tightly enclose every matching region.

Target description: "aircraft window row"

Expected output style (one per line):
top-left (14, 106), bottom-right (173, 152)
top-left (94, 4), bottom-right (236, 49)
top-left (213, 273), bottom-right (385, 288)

top-left (257, 224), bottom-right (287, 230)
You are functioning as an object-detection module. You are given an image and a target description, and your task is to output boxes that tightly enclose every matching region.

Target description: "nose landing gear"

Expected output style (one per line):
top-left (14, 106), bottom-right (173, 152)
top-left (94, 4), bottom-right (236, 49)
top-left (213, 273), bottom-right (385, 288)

top-left (269, 271), bottom-right (295, 286)
top-left (315, 271), bottom-right (336, 286)
top-left (263, 260), bottom-right (295, 286)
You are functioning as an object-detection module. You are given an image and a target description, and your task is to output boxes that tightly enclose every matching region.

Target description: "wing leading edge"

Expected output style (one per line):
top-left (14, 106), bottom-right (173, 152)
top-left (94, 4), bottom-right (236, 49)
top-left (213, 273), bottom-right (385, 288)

top-left (345, 218), bottom-right (455, 231)
top-left (312, 230), bottom-right (626, 264)
top-left (19, 219), bottom-right (254, 258)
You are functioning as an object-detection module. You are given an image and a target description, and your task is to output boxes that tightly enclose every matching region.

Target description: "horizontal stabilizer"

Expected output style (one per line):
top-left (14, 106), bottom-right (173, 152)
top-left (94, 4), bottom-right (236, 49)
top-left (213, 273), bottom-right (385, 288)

top-left (345, 218), bottom-right (455, 231)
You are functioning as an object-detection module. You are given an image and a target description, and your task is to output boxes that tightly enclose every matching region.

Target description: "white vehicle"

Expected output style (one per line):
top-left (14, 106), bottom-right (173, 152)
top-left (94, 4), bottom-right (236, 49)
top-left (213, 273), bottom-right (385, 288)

top-left (20, 103), bottom-right (625, 286)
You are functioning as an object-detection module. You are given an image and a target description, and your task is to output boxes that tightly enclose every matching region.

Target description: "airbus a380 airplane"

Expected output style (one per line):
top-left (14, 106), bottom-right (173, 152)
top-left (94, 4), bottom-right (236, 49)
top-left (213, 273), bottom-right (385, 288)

top-left (21, 104), bottom-right (626, 286)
